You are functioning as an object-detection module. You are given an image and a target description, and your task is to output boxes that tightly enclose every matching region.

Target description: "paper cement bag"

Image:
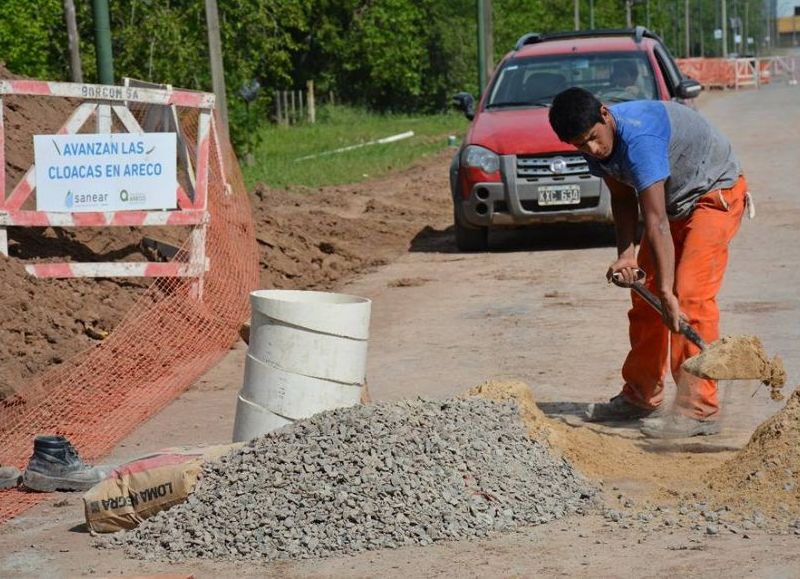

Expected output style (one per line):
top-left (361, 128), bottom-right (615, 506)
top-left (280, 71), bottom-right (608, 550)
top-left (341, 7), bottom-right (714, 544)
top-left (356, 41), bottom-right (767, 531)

top-left (83, 443), bottom-right (241, 533)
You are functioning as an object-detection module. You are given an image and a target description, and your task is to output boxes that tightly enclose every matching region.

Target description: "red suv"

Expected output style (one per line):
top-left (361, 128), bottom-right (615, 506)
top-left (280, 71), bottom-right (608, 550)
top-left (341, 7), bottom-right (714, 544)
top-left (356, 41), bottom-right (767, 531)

top-left (450, 27), bottom-right (701, 251)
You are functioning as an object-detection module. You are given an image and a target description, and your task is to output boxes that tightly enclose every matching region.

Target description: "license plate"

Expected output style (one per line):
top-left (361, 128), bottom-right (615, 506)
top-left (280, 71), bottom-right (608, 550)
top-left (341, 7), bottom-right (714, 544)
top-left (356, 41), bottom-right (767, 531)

top-left (538, 185), bottom-right (581, 206)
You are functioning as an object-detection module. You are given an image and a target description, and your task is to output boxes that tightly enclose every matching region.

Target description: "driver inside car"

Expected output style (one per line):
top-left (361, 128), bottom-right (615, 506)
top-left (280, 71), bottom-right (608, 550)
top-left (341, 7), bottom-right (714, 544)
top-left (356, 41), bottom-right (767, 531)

top-left (600, 61), bottom-right (643, 100)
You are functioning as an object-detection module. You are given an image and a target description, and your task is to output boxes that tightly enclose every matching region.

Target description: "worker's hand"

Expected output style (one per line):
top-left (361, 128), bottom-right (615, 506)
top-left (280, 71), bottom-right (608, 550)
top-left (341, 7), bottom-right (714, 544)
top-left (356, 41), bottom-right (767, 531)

top-left (606, 256), bottom-right (640, 285)
top-left (660, 292), bottom-right (683, 333)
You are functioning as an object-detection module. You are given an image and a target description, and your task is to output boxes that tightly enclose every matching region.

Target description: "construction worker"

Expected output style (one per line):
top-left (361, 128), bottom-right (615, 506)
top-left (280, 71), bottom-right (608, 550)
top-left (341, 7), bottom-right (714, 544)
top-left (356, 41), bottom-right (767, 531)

top-left (548, 87), bottom-right (748, 438)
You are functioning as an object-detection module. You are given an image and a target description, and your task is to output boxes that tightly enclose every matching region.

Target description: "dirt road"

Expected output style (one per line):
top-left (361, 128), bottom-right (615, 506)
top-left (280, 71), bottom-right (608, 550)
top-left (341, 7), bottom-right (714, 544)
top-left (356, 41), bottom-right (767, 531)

top-left (2, 87), bottom-right (800, 577)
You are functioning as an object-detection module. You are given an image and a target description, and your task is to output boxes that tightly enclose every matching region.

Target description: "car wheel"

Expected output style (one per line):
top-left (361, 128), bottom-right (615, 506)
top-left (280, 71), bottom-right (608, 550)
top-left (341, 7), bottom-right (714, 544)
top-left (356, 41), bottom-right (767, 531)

top-left (453, 205), bottom-right (488, 252)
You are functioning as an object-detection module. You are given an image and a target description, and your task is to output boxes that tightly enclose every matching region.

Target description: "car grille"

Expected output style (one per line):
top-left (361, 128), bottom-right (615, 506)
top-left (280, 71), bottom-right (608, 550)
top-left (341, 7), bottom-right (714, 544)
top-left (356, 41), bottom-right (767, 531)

top-left (517, 154), bottom-right (589, 179)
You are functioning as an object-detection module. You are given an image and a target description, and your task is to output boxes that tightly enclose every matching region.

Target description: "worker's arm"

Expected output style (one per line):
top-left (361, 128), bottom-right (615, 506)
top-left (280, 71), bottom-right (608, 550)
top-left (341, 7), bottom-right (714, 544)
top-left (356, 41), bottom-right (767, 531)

top-left (605, 176), bottom-right (639, 282)
top-left (638, 180), bottom-right (681, 332)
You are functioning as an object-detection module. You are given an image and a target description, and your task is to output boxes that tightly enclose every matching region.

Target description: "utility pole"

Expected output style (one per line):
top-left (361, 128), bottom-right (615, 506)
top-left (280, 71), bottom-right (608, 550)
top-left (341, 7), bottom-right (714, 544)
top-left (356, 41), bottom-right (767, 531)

top-left (574, 0), bottom-right (580, 30)
top-left (626, 0), bottom-right (634, 27)
top-left (476, 0), bottom-right (493, 95)
top-left (721, 0), bottom-right (728, 57)
top-left (697, 0), bottom-right (705, 55)
top-left (744, 0), bottom-right (749, 54)
top-left (63, 0), bottom-right (82, 82)
top-left (205, 0), bottom-right (229, 140)
top-left (91, 0), bottom-right (114, 84)
top-left (590, 0), bottom-right (595, 29)
top-left (483, 0), bottom-right (493, 80)
top-left (685, 0), bottom-right (691, 56)
top-left (477, 0), bottom-right (486, 94)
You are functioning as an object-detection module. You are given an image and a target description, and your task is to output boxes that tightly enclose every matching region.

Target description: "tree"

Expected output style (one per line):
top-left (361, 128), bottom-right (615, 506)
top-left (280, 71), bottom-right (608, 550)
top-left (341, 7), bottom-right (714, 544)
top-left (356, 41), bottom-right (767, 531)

top-left (0, 0), bottom-right (66, 79)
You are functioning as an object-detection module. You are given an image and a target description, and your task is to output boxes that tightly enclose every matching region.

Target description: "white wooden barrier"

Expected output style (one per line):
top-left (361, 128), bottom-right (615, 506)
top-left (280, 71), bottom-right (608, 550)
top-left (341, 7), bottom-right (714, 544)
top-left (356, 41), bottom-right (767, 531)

top-left (0, 80), bottom-right (216, 286)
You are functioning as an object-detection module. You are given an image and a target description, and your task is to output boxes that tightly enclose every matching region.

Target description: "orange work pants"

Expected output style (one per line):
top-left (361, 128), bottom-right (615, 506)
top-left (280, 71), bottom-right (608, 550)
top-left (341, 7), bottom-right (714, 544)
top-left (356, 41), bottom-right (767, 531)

top-left (620, 175), bottom-right (748, 420)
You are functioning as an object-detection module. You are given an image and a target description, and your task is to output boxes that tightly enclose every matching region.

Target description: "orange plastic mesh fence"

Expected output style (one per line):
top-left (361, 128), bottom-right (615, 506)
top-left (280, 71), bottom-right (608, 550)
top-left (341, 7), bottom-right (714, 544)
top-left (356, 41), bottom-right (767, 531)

top-left (677, 56), bottom-right (799, 89)
top-left (0, 96), bottom-right (259, 524)
top-left (677, 57), bottom-right (736, 88)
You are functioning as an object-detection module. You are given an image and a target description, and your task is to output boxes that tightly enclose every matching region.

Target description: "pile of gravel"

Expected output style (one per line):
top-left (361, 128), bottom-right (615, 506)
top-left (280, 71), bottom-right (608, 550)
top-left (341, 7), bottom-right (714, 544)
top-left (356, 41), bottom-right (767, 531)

top-left (108, 398), bottom-right (594, 561)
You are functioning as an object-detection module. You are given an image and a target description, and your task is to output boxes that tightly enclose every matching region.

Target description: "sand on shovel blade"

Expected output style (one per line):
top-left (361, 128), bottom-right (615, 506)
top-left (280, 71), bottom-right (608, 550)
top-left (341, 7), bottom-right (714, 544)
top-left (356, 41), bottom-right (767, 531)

top-left (681, 335), bottom-right (786, 400)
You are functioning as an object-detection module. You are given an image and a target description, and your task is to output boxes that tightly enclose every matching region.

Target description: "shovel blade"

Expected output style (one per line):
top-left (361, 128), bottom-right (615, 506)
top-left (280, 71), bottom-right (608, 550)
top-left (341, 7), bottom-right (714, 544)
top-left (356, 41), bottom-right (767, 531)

top-left (682, 335), bottom-right (786, 387)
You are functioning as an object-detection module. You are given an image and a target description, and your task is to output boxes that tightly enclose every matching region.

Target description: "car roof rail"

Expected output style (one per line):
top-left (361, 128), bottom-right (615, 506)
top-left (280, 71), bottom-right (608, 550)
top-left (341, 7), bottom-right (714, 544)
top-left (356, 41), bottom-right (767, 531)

top-left (513, 26), bottom-right (662, 51)
top-left (514, 33), bottom-right (544, 50)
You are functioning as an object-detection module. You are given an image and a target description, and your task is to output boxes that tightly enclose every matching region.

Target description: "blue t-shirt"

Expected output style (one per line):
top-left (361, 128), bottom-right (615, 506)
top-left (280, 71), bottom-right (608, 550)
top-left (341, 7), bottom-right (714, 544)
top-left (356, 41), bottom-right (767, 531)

top-left (585, 101), bottom-right (740, 218)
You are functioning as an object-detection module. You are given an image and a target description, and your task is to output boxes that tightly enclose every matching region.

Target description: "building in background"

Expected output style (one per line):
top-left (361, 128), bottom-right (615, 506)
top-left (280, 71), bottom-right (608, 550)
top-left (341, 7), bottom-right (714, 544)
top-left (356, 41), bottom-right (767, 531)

top-left (776, 1), bottom-right (800, 47)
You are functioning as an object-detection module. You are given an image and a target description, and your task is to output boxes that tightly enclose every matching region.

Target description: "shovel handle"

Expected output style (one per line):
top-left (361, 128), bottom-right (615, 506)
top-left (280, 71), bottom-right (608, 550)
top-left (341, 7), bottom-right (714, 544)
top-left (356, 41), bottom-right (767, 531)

top-left (611, 271), bottom-right (707, 350)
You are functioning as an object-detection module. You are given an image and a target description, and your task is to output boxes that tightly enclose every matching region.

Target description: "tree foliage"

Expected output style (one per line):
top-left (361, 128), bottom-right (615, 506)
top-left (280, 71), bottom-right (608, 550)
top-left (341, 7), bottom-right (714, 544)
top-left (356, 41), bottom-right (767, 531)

top-left (0, 0), bottom-right (769, 147)
top-left (0, 0), bottom-right (67, 79)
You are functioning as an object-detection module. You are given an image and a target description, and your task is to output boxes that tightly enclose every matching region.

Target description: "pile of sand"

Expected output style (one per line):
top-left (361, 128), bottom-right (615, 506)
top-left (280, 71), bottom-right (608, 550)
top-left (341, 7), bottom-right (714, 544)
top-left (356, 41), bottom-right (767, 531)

top-left (468, 379), bottom-right (800, 524)
top-left (466, 379), bottom-right (730, 493)
top-left (706, 386), bottom-right (800, 516)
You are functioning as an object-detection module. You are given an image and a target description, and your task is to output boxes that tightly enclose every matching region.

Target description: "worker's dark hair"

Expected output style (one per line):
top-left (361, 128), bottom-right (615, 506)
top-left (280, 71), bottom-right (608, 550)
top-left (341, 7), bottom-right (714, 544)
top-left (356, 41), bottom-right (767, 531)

top-left (548, 87), bottom-right (604, 143)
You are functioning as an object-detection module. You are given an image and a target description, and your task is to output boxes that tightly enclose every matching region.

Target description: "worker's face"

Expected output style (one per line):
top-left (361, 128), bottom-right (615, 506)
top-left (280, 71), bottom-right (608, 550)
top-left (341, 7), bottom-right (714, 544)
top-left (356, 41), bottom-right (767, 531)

top-left (568, 107), bottom-right (615, 160)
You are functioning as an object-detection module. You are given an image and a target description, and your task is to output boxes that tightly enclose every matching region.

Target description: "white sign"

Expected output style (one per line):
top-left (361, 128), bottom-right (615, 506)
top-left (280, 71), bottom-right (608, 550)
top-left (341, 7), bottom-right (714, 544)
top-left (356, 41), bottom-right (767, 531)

top-left (714, 28), bottom-right (723, 40)
top-left (34, 133), bottom-right (177, 212)
top-left (734, 34), bottom-right (742, 44)
top-left (747, 37), bottom-right (754, 45)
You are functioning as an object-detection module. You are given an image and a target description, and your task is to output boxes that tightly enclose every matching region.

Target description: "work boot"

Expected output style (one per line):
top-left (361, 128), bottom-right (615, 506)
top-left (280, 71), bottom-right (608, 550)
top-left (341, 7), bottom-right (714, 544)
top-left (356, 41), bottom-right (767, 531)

top-left (22, 435), bottom-right (111, 492)
top-left (0, 465), bottom-right (21, 490)
top-left (585, 394), bottom-right (654, 423)
top-left (641, 414), bottom-right (721, 439)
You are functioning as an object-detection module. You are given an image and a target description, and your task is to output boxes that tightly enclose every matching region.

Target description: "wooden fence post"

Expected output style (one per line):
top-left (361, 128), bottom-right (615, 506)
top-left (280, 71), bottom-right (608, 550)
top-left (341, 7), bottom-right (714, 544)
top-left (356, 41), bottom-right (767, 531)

top-left (298, 90), bottom-right (304, 122)
top-left (307, 80), bottom-right (316, 124)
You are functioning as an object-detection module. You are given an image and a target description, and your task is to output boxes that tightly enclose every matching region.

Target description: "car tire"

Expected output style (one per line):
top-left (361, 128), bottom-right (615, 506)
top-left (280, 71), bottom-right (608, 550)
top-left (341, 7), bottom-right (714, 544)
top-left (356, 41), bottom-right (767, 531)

top-left (453, 205), bottom-right (488, 252)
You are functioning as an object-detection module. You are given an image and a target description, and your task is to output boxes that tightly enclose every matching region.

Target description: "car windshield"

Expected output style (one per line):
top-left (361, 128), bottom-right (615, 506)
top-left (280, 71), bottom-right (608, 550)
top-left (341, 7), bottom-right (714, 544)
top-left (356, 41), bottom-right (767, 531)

top-left (486, 52), bottom-right (658, 109)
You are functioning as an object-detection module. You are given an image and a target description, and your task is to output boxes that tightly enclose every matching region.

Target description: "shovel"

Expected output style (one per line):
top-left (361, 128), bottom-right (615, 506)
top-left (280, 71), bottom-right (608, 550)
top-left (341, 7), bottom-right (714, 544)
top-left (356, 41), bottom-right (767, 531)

top-left (610, 269), bottom-right (786, 399)
top-left (610, 269), bottom-right (706, 350)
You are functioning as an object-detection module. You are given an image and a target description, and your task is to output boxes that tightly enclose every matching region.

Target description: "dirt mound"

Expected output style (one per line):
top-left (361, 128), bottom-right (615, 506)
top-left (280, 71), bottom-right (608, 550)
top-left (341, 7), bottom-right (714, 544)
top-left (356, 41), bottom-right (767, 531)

top-left (683, 335), bottom-right (786, 400)
top-left (706, 386), bottom-right (800, 516)
top-left (0, 250), bottom-right (149, 399)
top-left (468, 379), bottom-right (800, 525)
top-left (250, 159), bottom-right (451, 291)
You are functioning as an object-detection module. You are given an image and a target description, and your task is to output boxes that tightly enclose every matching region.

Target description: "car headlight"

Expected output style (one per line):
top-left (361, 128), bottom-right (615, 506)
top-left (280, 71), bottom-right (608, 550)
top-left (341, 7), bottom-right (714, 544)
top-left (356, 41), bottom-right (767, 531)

top-left (461, 145), bottom-right (500, 173)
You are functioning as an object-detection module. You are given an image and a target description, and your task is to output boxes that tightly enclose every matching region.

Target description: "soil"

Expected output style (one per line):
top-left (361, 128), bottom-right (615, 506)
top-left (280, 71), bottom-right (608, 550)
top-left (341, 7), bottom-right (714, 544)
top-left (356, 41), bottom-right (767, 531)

top-left (683, 335), bottom-right (787, 400)
top-left (2, 83), bottom-right (800, 577)
top-left (468, 379), bottom-right (733, 499)
top-left (707, 386), bottom-right (800, 515)
top-left (250, 164), bottom-right (451, 291)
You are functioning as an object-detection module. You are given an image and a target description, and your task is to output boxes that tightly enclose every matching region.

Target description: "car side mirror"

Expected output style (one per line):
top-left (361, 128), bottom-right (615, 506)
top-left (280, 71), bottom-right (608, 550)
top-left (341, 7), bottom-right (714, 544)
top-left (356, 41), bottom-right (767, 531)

top-left (676, 78), bottom-right (702, 99)
top-left (452, 92), bottom-right (476, 121)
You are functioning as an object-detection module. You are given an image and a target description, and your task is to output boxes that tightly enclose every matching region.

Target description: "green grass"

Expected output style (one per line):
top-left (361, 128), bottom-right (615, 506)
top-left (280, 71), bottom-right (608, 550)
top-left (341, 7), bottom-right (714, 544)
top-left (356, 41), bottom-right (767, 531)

top-left (241, 105), bottom-right (469, 190)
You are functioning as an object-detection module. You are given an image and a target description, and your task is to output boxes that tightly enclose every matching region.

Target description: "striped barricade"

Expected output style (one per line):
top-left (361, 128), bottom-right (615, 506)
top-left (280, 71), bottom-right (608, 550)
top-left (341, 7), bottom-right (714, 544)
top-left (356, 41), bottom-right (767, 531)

top-left (0, 79), bottom-right (217, 285)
